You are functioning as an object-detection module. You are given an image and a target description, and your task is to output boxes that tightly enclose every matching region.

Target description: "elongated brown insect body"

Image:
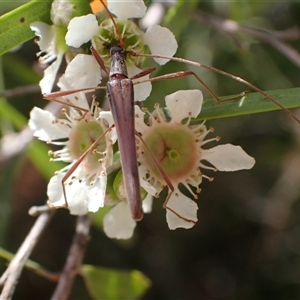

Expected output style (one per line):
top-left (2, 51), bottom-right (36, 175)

top-left (106, 46), bottom-right (143, 221)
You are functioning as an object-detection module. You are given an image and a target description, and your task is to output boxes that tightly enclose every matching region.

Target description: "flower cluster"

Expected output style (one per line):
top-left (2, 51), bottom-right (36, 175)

top-left (29, 0), bottom-right (255, 239)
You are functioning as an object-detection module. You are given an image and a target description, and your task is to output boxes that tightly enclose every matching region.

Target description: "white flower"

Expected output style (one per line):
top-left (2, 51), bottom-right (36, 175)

top-left (103, 193), bottom-right (153, 239)
top-left (28, 91), bottom-right (115, 215)
top-left (65, 0), bottom-right (178, 101)
top-left (30, 22), bottom-right (65, 94)
top-left (103, 201), bottom-right (137, 239)
top-left (135, 90), bottom-right (255, 230)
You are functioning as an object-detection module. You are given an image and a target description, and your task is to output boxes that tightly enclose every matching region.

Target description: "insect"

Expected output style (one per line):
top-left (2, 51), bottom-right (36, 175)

top-left (44, 0), bottom-right (300, 225)
top-left (44, 1), bottom-right (157, 221)
top-left (103, 45), bottom-right (143, 220)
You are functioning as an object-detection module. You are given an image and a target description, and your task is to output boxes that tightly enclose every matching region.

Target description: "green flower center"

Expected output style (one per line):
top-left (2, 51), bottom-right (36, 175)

top-left (93, 18), bottom-right (145, 66)
top-left (68, 119), bottom-right (107, 172)
top-left (140, 123), bottom-right (201, 184)
top-left (106, 169), bottom-right (147, 202)
top-left (167, 149), bottom-right (180, 160)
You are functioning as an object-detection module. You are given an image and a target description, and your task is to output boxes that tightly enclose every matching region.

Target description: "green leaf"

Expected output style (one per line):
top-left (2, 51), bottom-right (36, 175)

top-left (3, 53), bottom-right (41, 85)
top-left (81, 265), bottom-right (151, 300)
top-left (197, 87), bottom-right (300, 121)
top-left (0, 247), bottom-right (58, 281)
top-left (0, 97), bottom-right (27, 129)
top-left (0, 0), bottom-right (52, 56)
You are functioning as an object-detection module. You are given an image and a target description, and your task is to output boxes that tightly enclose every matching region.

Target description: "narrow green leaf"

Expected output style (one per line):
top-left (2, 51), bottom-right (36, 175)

top-left (81, 265), bottom-right (151, 300)
top-left (0, 0), bottom-right (52, 55)
top-left (197, 87), bottom-right (300, 121)
top-left (0, 98), bottom-right (27, 129)
top-left (3, 53), bottom-right (41, 85)
top-left (0, 247), bottom-right (58, 281)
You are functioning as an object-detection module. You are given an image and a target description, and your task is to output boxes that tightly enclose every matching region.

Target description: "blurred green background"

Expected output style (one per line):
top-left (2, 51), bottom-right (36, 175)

top-left (1, 0), bottom-right (300, 299)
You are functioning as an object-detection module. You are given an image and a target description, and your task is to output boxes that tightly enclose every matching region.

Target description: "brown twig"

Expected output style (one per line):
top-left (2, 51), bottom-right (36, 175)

top-left (50, 215), bottom-right (91, 300)
top-left (0, 208), bottom-right (54, 300)
top-left (193, 11), bottom-right (300, 68)
top-left (0, 84), bottom-right (41, 99)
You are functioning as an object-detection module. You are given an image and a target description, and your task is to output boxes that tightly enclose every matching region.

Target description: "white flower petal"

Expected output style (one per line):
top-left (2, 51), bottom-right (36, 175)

top-left (30, 22), bottom-right (55, 52)
top-left (108, 128), bottom-right (118, 145)
top-left (57, 72), bottom-right (72, 91)
top-left (140, 176), bottom-right (157, 196)
top-left (139, 165), bottom-right (163, 195)
top-left (142, 193), bottom-right (153, 214)
top-left (103, 201), bottom-right (136, 239)
top-left (47, 173), bottom-right (65, 207)
top-left (62, 54), bottom-right (102, 89)
top-left (134, 105), bottom-right (148, 134)
top-left (66, 14), bottom-right (99, 47)
top-left (69, 92), bottom-right (91, 111)
top-left (134, 104), bottom-right (145, 119)
top-left (98, 111), bottom-right (117, 143)
top-left (143, 25), bottom-right (178, 65)
top-left (166, 190), bottom-right (198, 230)
top-left (108, 0), bottom-right (147, 21)
top-left (128, 64), bottom-right (152, 101)
top-left (29, 107), bottom-right (70, 141)
top-left (98, 111), bottom-right (114, 127)
top-left (165, 90), bottom-right (203, 123)
top-left (68, 185), bottom-right (90, 215)
top-left (39, 53), bottom-right (64, 94)
top-left (56, 75), bottom-right (90, 111)
top-left (202, 144), bottom-right (256, 171)
top-left (48, 173), bottom-right (89, 215)
top-left (140, 2), bottom-right (164, 28)
top-left (87, 175), bottom-right (107, 212)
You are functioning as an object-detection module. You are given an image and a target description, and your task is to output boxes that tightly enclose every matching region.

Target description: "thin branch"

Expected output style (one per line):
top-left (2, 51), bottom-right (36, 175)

top-left (0, 127), bottom-right (34, 163)
top-left (50, 215), bottom-right (91, 300)
top-left (0, 84), bottom-right (41, 99)
top-left (0, 101), bottom-right (63, 163)
top-left (29, 205), bottom-right (54, 217)
top-left (0, 246), bottom-right (59, 283)
top-left (0, 209), bottom-right (54, 300)
top-left (193, 11), bottom-right (300, 68)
